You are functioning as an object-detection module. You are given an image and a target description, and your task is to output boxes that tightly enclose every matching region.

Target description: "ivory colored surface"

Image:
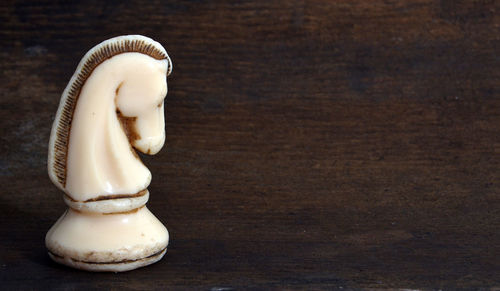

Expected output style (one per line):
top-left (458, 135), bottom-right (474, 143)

top-left (65, 53), bottom-right (169, 201)
top-left (43, 35), bottom-right (172, 272)
top-left (46, 207), bottom-right (168, 263)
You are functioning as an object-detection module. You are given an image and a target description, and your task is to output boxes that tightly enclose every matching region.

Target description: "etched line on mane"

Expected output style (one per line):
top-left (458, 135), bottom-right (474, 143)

top-left (51, 37), bottom-right (171, 188)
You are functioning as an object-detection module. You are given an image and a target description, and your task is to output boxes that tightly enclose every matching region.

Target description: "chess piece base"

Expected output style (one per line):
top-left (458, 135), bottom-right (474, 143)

top-left (48, 248), bottom-right (167, 272)
top-left (46, 206), bottom-right (168, 272)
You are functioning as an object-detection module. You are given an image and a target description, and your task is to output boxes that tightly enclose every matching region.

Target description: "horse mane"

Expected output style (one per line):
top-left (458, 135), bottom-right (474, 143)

top-left (48, 35), bottom-right (172, 190)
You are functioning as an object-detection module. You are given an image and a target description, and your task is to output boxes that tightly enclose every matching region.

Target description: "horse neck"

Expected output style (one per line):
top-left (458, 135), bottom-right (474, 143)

top-left (64, 60), bottom-right (151, 201)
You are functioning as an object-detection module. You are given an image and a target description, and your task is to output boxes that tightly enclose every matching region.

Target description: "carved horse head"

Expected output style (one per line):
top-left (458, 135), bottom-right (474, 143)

top-left (48, 35), bottom-right (172, 202)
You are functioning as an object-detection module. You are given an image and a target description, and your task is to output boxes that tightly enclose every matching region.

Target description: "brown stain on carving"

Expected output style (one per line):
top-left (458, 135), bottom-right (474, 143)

top-left (48, 247), bottom-right (166, 265)
top-left (50, 37), bottom-right (171, 188)
top-left (114, 81), bottom-right (141, 160)
top-left (84, 189), bottom-right (147, 202)
top-left (115, 82), bottom-right (122, 96)
top-left (64, 189), bottom-right (147, 203)
top-left (116, 109), bottom-right (141, 160)
top-left (103, 205), bottom-right (144, 215)
top-left (63, 193), bottom-right (77, 202)
top-left (116, 110), bottom-right (140, 143)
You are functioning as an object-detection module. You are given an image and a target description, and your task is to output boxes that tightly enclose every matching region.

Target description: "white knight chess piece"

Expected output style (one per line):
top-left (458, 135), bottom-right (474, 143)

top-left (46, 35), bottom-right (172, 272)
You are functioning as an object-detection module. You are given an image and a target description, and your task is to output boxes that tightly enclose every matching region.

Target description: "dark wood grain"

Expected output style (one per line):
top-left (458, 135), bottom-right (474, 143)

top-left (1, 0), bottom-right (499, 289)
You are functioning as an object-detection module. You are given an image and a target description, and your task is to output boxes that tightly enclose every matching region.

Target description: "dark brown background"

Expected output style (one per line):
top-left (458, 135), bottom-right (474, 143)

top-left (1, 0), bottom-right (499, 289)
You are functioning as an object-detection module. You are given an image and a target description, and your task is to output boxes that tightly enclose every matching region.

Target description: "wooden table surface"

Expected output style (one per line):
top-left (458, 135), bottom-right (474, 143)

top-left (1, 0), bottom-right (499, 289)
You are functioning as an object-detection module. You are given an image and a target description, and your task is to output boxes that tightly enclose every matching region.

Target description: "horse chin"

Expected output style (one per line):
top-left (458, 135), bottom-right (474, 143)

top-left (133, 136), bottom-right (165, 155)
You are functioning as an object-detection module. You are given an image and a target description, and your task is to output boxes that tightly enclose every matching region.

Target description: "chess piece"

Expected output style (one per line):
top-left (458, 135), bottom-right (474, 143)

top-left (45, 35), bottom-right (172, 272)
